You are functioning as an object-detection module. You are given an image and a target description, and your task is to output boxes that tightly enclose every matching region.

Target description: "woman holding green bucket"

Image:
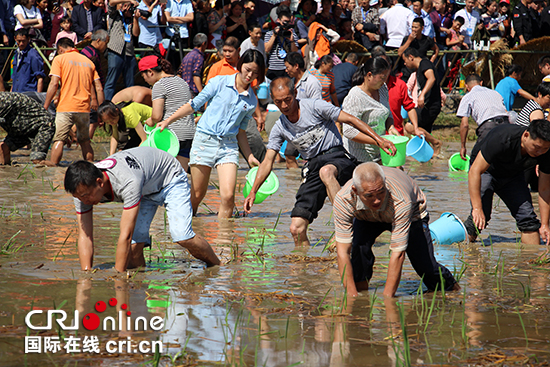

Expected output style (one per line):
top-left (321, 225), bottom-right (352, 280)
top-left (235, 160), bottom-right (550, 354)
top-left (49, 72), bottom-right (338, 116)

top-left (341, 57), bottom-right (393, 163)
top-left (97, 101), bottom-right (151, 155)
top-left (157, 49), bottom-right (264, 219)
top-left (139, 56), bottom-right (195, 171)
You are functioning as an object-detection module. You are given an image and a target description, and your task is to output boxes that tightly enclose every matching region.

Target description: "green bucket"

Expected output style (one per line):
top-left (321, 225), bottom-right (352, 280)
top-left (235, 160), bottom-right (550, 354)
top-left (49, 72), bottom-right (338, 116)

top-left (143, 127), bottom-right (179, 157)
top-left (144, 124), bottom-right (156, 134)
top-left (448, 153), bottom-right (470, 172)
top-left (242, 167), bottom-right (280, 204)
top-left (379, 135), bottom-right (409, 167)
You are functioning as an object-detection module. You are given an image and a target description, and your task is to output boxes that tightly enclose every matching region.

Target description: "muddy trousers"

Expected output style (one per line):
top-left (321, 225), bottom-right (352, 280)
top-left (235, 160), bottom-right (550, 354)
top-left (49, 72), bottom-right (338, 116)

top-left (350, 216), bottom-right (457, 291)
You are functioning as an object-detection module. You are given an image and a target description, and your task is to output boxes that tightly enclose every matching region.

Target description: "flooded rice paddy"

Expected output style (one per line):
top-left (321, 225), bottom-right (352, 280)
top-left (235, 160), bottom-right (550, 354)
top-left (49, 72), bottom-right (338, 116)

top-left (0, 141), bottom-right (549, 366)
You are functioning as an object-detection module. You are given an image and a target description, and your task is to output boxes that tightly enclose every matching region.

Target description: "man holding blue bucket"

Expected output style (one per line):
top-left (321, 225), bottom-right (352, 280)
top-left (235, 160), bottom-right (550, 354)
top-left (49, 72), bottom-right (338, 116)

top-left (333, 162), bottom-right (459, 297)
top-left (243, 77), bottom-right (395, 247)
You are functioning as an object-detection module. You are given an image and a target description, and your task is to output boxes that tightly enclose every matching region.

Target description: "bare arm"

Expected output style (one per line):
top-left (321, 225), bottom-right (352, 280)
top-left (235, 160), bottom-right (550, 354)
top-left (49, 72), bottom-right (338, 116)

top-left (383, 250), bottom-right (406, 297)
top-left (397, 35), bottom-right (414, 57)
top-left (15, 14), bottom-right (41, 27)
top-left (157, 102), bottom-right (194, 130)
top-left (94, 79), bottom-right (104, 105)
top-left (193, 75), bottom-right (203, 93)
top-left (459, 116), bottom-right (469, 160)
top-left (134, 123), bottom-right (147, 142)
top-left (150, 98), bottom-right (165, 124)
top-left (237, 128), bottom-right (259, 167)
top-left (517, 89), bottom-right (535, 102)
top-left (243, 149), bottom-right (277, 213)
top-left (165, 10), bottom-right (194, 24)
top-left (77, 210), bottom-right (94, 271)
top-left (114, 206), bottom-right (140, 272)
top-left (264, 32), bottom-right (277, 53)
top-left (430, 42), bottom-right (439, 64)
top-left (468, 152), bottom-right (491, 230)
top-left (36, 76), bottom-right (43, 93)
top-left (336, 240), bottom-right (358, 297)
top-left (337, 111), bottom-right (395, 155)
top-left (529, 109), bottom-right (545, 121)
top-left (44, 75), bottom-right (60, 110)
top-left (109, 136), bottom-right (118, 155)
top-left (539, 172), bottom-right (550, 244)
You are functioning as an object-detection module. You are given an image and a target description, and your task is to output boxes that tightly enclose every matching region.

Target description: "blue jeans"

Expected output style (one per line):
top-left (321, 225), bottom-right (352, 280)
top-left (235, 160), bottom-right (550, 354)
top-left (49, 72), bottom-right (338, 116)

top-left (104, 50), bottom-right (137, 101)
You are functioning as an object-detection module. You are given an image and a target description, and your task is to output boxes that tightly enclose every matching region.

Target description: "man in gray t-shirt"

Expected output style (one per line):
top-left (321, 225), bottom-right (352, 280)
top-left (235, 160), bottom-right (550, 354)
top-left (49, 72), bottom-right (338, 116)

top-left (65, 147), bottom-right (220, 272)
top-left (244, 77), bottom-right (395, 247)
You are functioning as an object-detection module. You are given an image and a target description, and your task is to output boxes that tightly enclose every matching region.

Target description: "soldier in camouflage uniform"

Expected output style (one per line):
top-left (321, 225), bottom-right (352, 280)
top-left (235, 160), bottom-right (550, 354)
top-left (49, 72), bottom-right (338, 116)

top-left (0, 92), bottom-right (55, 165)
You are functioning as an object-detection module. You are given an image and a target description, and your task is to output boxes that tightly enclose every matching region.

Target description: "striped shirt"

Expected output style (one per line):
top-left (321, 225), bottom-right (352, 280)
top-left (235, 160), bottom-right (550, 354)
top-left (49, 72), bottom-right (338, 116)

top-left (456, 85), bottom-right (508, 125)
top-left (515, 100), bottom-right (544, 127)
top-left (264, 29), bottom-right (299, 71)
top-left (151, 76), bottom-right (195, 141)
top-left (334, 167), bottom-right (427, 252)
top-left (342, 85), bottom-right (390, 163)
top-left (107, 6), bottom-right (134, 56)
top-left (309, 67), bottom-right (336, 103)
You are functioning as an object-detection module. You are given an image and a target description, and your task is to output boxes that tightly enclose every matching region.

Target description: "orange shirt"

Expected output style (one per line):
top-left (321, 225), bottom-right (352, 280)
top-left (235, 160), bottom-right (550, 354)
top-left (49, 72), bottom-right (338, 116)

top-left (206, 58), bottom-right (258, 87)
top-left (49, 49), bottom-right (100, 113)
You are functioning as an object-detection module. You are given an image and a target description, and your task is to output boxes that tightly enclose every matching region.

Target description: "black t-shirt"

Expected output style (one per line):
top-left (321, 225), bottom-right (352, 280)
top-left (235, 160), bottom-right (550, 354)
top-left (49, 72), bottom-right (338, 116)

top-left (226, 17), bottom-right (248, 44)
top-left (472, 124), bottom-right (550, 178)
top-left (417, 58), bottom-right (441, 108)
top-left (401, 35), bottom-right (435, 58)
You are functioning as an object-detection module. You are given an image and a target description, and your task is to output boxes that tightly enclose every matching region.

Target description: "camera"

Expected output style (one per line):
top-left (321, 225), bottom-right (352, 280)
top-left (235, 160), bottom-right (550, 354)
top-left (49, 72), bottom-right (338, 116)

top-left (127, 4), bottom-right (136, 14)
top-left (276, 22), bottom-right (292, 39)
top-left (139, 9), bottom-right (152, 18)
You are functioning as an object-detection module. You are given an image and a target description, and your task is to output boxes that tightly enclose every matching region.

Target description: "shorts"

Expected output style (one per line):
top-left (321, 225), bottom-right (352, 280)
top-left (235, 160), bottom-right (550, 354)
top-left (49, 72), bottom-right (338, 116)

top-left (178, 139), bottom-right (193, 159)
top-left (416, 105), bottom-right (441, 133)
top-left (52, 112), bottom-right (90, 143)
top-left (291, 147), bottom-right (358, 223)
top-left (132, 173), bottom-right (195, 245)
top-left (189, 131), bottom-right (239, 168)
top-left (463, 171), bottom-right (541, 237)
top-left (3, 117), bottom-right (55, 161)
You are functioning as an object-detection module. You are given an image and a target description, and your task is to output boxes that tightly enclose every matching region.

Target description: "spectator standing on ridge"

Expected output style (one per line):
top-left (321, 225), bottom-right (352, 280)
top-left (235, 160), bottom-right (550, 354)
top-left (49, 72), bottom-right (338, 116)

top-left (264, 6), bottom-right (298, 80)
top-left (14, 0), bottom-right (43, 32)
top-left (380, 0), bottom-right (415, 51)
top-left (352, 0), bottom-right (380, 51)
top-left (398, 17), bottom-right (439, 80)
top-left (71, 0), bottom-right (106, 41)
top-left (81, 29), bottom-right (110, 138)
top-left (411, 0), bottom-right (435, 38)
top-left (178, 33), bottom-right (207, 98)
top-left (239, 23), bottom-right (265, 60)
top-left (11, 28), bottom-right (44, 93)
top-left (513, 0), bottom-right (536, 45)
top-left (104, 0), bottom-right (140, 101)
top-left (165, 0), bottom-right (194, 50)
top-left (137, 0), bottom-right (166, 49)
top-left (454, 0), bottom-right (479, 49)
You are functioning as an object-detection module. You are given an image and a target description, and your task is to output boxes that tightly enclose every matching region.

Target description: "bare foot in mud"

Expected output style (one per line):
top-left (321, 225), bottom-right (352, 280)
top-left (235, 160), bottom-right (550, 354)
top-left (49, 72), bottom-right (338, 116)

top-left (432, 140), bottom-right (442, 157)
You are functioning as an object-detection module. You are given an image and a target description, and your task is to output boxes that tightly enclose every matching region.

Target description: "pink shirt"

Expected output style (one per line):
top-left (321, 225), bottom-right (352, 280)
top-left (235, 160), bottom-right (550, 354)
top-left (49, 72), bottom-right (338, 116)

top-left (55, 30), bottom-right (78, 46)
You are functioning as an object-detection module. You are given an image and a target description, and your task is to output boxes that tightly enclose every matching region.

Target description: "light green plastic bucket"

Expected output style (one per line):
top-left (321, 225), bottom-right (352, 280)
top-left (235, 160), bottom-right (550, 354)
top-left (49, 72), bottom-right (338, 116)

top-left (242, 167), bottom-right (280, 204)
top-left (143, 127), bottom-right (179, 157)
top-left (379, 135), bottom-right (409, 167)
top-left (448, 153), bottom-right (470, 172)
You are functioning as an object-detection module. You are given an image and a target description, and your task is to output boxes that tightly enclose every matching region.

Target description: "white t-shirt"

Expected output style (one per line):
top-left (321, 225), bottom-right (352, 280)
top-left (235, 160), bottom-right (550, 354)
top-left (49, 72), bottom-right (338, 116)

top-left (455, 9), bottom-right (478, 46)
top-left (239, 37), bottom-right (266, 60)
top-left (14, 5), bottom-right (42, 31)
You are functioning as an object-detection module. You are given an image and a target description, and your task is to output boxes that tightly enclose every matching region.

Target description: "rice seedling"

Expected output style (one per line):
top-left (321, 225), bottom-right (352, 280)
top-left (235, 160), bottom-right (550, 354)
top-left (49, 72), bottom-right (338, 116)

top-left (397, 302), bottom-right (412, 366)
top-left (423, 284), bottom-right (439, 334)
top-left (53, 231), bottom-right (72, 261)
top-left (1, 230), bottom-right (23, 255)
top-left (453, 259), bottom-right (468, 282)
top-left (516, 306), bottom-right (528, 348)
top-left (461, 287), bottom-right (468, 347)
top-left (317, 287), bottom-right (332, 313)
top-left (368, 288), bottom-right (378, 322)
top-left (273, 209), bottom-right (282, 230)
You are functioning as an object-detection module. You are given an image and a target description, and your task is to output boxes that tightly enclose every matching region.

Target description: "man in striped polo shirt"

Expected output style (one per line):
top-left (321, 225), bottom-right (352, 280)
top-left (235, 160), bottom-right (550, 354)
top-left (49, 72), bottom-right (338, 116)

top-left (333, 162), bottom-right (459, 297)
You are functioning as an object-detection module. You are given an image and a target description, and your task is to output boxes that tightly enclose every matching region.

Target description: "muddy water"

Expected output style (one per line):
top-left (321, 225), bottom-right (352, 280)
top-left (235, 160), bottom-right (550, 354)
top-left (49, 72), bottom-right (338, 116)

top-left (0, 142), bottom-right (549, 366)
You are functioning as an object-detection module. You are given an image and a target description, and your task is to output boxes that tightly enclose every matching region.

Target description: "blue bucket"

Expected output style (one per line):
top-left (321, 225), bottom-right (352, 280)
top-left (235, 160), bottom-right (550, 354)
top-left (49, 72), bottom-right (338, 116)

top-left (401, 106), bottom-right (408, 120)
top-left (257, 82), bottom-right (269, 99)
top-left (430, 212), bottom-right (468, 245)
top-left (406, 135), bottom-right (434, 162)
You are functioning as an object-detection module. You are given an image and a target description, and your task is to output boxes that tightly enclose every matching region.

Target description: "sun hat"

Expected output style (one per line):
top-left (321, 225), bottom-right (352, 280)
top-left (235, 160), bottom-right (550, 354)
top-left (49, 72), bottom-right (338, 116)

top-left (138, 55), bottom-right (159, 72)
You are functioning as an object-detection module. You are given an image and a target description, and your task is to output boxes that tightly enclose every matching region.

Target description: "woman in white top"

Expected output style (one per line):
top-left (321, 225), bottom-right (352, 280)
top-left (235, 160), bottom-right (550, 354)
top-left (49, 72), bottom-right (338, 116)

top-left (14, 0), bottom-right (43, 31)
top-left (342, 56), bottom-right (393, 162)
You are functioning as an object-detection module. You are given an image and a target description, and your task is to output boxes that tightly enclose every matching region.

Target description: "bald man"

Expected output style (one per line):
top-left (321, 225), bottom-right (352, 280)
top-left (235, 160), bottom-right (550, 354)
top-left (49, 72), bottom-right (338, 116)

top-left (333, 162), bottom-right (459, 297)
top-left (244, 77), bottom-right (395, 248)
